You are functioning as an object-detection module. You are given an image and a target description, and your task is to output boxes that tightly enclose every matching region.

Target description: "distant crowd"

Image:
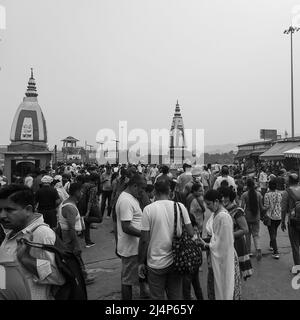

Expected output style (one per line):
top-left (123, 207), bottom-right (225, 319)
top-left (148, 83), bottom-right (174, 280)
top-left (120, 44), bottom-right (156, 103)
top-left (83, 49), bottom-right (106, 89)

top-left (0, 159), bottom-right (300, 300)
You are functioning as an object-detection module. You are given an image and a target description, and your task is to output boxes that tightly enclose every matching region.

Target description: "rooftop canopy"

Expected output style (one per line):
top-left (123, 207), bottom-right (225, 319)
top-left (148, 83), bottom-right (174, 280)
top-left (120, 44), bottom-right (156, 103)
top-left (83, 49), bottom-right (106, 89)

top-left (284, 147), bottom-right (300, 159)
top-left (61, 136), bottom-right (79, 142)
top-left (260, 140), bottom-right (300, 160)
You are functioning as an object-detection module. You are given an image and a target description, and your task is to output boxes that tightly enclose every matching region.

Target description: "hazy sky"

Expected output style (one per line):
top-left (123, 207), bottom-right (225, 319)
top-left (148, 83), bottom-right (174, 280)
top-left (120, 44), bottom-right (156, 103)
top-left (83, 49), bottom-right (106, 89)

top-left (0, 0), bottom-right (300, 150)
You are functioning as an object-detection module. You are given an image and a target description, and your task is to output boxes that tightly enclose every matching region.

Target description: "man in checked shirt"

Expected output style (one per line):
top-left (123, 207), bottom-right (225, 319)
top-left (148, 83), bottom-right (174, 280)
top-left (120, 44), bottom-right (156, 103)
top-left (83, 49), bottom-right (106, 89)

top-left (0, 185), bottom-right (65, 300)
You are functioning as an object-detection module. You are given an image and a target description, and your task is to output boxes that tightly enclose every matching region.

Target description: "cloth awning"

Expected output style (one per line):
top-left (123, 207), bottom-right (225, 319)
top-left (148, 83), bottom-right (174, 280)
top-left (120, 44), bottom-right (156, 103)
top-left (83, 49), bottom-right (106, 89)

top-left (260, 141), bottom-right (300, 160)
top-left (284, 147), bottom-right (300, 159)
top-left (234, 150), bottom-right (253, 159)
top-left (235, 149), bottom-right (266, 159)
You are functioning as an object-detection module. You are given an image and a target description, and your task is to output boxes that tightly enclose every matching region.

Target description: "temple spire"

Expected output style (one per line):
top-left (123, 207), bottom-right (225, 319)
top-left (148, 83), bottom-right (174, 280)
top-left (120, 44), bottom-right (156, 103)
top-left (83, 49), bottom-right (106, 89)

top-left (174, 99), bottom-right (181, 116)
top-left (25, 68), bottom-right (38, 97)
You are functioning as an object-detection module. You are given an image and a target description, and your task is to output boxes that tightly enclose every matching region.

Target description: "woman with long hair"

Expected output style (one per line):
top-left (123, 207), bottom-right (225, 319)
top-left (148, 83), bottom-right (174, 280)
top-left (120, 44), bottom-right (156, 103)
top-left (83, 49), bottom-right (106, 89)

top-left (204, 190), bottom-right (241, 300)
top-left (241, 178), bottom-right (265, 260)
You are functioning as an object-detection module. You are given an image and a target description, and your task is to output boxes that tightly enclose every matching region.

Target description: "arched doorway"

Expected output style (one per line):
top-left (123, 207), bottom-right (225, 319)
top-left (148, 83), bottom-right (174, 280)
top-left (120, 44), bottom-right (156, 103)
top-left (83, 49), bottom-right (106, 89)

top-left (11, 161), bottom-right (36, 182)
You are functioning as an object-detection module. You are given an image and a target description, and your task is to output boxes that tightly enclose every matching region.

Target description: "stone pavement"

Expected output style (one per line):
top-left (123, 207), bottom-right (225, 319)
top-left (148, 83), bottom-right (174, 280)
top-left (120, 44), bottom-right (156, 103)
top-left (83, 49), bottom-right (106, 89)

top-left (81, 210), bottom-right (300, 300)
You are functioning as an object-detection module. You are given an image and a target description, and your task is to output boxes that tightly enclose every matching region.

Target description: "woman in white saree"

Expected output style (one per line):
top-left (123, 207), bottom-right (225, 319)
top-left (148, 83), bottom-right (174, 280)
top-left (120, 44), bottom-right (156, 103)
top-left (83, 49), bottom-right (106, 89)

top-left (203, 189), bottom-right (241, 300)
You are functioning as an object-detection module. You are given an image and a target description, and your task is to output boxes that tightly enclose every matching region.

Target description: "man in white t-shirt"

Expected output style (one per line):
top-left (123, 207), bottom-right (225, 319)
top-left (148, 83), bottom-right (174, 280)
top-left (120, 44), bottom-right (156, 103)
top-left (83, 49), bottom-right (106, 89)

top-left (213, 165), bottom-right (237, 192)
top-left (138, 181), bottom-right (194, 300)
top-left (116, 174), bottom-right (148, 300)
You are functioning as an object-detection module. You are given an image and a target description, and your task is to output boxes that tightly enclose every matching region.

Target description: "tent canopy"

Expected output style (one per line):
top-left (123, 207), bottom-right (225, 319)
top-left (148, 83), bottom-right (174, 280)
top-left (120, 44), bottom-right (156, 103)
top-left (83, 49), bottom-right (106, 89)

top-left (260, 141), bottom-right (300, 160)
top-left (284, 147), bottom-right (300, 159)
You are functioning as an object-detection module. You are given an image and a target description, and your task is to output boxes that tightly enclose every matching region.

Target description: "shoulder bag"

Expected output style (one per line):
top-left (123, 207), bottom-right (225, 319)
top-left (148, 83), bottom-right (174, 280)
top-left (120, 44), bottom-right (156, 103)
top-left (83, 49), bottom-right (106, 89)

top-left (172, 202), bottom-right (202, 274)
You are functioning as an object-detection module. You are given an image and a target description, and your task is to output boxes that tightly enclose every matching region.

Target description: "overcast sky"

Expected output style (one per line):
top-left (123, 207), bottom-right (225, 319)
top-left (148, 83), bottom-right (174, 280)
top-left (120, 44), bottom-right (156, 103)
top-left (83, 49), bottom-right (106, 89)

top-left (0, 0), bottom-right (300, 151)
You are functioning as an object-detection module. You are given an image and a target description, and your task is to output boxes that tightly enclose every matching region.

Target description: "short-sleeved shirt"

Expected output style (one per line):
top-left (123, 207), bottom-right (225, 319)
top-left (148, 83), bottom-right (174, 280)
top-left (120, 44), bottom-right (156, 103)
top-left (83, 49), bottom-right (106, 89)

top-left (1, 215), bottom-right (65, 300)
top-left (141, 200), bottom-right (191, 269)
top-left (35, 186), bottom-right (60, 211)
top-left (0, 259), bottom-right (31, 300)
top-left (116, 192), bottom-right (142, 257)
top-left (264, 191), bottom-right (282, 220)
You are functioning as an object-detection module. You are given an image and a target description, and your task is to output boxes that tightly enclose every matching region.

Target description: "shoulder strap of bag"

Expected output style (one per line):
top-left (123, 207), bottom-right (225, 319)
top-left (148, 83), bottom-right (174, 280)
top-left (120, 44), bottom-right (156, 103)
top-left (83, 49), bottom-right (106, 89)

top-left (173, 201), bottom-right (178, 238)
top-left (177, 202), bottom-right (185, 228)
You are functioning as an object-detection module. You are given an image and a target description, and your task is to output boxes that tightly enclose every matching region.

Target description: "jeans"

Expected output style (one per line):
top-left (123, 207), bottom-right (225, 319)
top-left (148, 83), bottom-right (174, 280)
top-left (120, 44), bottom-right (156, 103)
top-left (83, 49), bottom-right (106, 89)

top-left (267, 219), bottom-right (281, 254)
top-left (147, 265), bottom-right (183, 300)
top-left (288, 222), bottom-right (300, 265)
top-left (101, 190), bottom-right (113, 217)
top-left (183, 269), bottom-right (203, 300)
top-left (246, 221), bottom-right (260, 253)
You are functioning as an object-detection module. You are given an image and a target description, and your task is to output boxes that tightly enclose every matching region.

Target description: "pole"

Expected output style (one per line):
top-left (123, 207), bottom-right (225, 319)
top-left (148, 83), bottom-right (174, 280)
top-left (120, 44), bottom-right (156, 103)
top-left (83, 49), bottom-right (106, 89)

top-left (54, 145), bottom-right (57, 166)
top-left (291, 30), bottom-right (295, 138)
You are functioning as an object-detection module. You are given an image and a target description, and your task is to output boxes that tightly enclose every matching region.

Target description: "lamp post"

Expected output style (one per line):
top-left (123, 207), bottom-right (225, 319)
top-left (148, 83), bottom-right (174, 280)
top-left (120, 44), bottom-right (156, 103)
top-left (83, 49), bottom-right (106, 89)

top-left (284, 26), bottom-right (300, 138)
top-left (97, 141), bottom-right (104, 164)
top-left (112, 139), bottom-right (120, 165)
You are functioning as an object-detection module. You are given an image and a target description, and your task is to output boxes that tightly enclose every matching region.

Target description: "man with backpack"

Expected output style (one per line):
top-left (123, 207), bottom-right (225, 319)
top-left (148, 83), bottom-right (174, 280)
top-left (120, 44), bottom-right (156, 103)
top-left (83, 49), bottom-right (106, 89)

top-left (0, 185), bottom-right (65, 300)
top-left (281, 173), bottom-right (300, 274)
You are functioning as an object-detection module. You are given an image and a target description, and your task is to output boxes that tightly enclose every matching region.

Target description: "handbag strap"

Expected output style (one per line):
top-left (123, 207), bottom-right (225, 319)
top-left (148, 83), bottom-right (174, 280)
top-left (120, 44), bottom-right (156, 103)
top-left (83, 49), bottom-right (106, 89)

top-left (173, 201), bottom-right (185, 238)
top-left (173, 201), bottom-right (178, 238)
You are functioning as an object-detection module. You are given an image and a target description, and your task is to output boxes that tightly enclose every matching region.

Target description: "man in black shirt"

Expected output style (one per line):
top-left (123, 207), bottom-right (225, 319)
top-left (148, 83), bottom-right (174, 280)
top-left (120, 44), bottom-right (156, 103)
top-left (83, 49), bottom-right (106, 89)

top-left (35, 175), bottom-right (61, 228)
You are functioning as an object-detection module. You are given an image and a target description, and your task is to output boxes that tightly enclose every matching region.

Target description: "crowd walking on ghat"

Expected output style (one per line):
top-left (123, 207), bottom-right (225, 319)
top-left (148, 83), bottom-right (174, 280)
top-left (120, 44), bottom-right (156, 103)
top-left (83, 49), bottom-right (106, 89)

top-left (0, 159), bottom-right (300, 300)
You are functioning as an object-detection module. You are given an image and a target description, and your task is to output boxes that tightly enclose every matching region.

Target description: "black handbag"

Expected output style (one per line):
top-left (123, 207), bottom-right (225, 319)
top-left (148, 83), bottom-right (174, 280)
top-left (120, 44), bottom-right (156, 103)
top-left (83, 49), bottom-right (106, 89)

top-left (172, 202), bottom-right (202, 274)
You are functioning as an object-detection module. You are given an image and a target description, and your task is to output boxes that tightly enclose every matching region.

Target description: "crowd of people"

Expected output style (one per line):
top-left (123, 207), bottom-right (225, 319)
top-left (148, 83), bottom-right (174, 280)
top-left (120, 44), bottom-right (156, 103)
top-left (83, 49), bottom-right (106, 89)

top-left (0, 158), bottom-right (300, 300)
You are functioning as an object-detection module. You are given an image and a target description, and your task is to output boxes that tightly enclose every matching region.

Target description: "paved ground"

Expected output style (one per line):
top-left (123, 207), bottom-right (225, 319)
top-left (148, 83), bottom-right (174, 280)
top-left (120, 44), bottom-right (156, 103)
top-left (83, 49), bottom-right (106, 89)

top-left (81, 209), bottom-right (300, 300)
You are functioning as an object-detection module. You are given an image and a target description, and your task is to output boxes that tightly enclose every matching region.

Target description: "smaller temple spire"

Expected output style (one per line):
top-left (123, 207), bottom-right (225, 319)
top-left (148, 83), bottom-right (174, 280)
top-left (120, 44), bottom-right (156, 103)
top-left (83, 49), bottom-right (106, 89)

top-left (25, 68), bottom-right (38, 98)
top-left (174, 99), bottom-right (181, 116)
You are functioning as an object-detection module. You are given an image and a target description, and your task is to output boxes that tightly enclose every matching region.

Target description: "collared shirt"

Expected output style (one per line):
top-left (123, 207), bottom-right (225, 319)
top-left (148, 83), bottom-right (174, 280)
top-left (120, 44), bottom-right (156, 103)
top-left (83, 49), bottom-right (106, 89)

top-left (0, 249), bottom-right (31, 300)
top-left (0, 214), bottom-right (65, 300)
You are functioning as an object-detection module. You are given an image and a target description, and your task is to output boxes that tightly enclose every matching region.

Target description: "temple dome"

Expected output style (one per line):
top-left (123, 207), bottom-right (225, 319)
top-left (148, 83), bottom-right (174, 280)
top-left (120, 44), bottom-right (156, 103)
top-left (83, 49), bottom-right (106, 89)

top-left (10, 69), bottom-right (47, 143)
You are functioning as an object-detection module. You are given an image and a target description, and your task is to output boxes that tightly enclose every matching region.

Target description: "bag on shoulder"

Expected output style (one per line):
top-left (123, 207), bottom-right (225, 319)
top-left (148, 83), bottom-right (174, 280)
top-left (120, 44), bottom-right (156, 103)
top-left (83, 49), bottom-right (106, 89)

top-left (287, 187), bottom-right (300, 230)
top-left (24, 224), bottom-right (87, 300)
top-left (172, 202), bottom-right (202, 274)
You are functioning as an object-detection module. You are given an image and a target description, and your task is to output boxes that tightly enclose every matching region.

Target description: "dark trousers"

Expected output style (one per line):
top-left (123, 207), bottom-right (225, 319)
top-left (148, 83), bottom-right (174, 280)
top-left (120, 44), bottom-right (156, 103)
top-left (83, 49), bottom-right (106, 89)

top-left (288, 223), bottom-right (300, 265)
top-left (101, 190), bottom-right (113, 217)
top-left (40, 208), bottom-right (57, 229)
top-left (183, 269), bottom-right (203, 300)
top-left (267, 220), bottom-right (281, 254)
top-left (84, 207), bottom-right (102, 244)
top-left (147, 265), bottom-right (183, 300)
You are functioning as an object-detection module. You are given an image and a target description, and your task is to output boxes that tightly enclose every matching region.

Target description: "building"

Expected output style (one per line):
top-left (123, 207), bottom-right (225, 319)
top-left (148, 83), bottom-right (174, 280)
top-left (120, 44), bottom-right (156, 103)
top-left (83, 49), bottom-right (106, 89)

top-left (60, 136), bottom-right (85, 163)
top-left (0, 145), bottom-right (7, 170)
top-left (259, 137), bottom-right (300, 171)
top-left (169, 100), bottom-right (186, 166)
top-left (235, 137), bottom-right (300, 172)
top-left (235, 140), bottom-right (275, 164)
top-left (4, 69), bottom-right (52, 183)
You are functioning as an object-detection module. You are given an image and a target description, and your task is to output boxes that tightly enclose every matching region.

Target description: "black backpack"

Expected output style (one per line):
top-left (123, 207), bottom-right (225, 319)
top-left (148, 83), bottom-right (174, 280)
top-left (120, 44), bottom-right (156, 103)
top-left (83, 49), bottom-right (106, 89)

top-left (22, 225), bottom-right (88, 300)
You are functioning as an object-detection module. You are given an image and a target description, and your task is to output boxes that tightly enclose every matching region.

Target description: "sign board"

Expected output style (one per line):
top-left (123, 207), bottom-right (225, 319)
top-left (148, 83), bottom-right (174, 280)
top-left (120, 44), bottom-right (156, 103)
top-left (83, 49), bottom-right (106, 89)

top-left (260, 129), bottom-right (277, 141)
top-left (21, 118), bottom-right (33, 140)
top-left (67, 155), bottom-right (81, 160)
